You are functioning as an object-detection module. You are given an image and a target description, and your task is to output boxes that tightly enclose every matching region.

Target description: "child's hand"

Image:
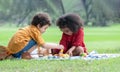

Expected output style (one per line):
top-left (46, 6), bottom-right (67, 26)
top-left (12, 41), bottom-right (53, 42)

top-left (66, 50), bottom-right (73, 56)
top-left (57, 45), bottom-right (64, 49)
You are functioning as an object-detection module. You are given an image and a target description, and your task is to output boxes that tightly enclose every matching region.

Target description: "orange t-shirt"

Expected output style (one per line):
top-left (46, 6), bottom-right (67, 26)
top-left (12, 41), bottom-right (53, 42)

top-left (7, 25), bottom-right (45, 54)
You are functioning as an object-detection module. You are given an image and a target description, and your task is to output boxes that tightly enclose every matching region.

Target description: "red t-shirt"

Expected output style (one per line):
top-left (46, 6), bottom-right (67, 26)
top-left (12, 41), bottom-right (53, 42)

top-left (53, 28), bottom-right (87, 54)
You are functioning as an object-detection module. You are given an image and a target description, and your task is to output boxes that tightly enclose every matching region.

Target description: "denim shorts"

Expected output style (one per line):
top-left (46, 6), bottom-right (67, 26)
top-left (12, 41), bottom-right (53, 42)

top-left (12, 39), bottom-right (36, 58)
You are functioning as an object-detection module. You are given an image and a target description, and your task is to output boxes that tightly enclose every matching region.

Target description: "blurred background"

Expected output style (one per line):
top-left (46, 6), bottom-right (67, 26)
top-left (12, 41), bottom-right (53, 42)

top-left (0, 0), bottom-right (120, 53)
top-left (0, 0), bottom-right (120, 27)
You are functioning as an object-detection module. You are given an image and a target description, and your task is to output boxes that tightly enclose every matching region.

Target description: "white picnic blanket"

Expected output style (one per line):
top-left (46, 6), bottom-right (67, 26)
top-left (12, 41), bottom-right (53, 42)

top-left (30, 50), bottom-right (120, 60)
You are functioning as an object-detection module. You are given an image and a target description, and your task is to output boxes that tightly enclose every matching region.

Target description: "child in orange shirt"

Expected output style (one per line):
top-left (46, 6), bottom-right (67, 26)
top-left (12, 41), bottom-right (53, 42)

top-left (0, 12), bottom-right (63, 60)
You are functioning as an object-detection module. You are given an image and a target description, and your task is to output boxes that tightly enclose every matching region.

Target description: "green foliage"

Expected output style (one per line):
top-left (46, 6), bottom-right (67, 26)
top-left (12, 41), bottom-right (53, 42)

top-left (0, 0), bottom-right (120, 26)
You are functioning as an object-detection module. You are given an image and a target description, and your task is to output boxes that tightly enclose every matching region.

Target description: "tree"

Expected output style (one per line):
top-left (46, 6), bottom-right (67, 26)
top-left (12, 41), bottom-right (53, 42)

top-left (81, 0), bottom-right (93, 26)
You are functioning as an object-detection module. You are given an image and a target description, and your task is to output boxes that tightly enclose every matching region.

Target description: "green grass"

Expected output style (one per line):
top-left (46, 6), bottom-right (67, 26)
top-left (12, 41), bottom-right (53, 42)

top-left (0, 57), bottom-right (120, 72)
top-left (0, 24), bottom-right (120, 72)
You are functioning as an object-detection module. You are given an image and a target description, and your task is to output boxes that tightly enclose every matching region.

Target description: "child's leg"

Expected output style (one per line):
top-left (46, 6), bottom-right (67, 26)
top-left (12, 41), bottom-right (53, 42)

top-left (72, 46), bottom-right (84, 56)
top-left (12, 39), bottom-right (37, 58)
top-left (27, 45), bottom-right (37, 53)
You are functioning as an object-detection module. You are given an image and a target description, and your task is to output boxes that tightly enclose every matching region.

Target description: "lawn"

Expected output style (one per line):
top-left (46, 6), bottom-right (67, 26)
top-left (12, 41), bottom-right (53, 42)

top-left (0, 24), bottom-right (120, 72)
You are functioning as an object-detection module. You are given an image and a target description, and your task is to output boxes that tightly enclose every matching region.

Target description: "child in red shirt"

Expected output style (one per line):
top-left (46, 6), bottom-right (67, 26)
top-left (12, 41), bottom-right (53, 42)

top-left (52, 13), bottom-right (88, 56)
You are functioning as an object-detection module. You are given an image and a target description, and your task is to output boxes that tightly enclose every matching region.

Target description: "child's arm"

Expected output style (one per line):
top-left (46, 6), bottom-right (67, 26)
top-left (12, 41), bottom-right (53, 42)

top-left (42, 43), bottom-right (64, 49)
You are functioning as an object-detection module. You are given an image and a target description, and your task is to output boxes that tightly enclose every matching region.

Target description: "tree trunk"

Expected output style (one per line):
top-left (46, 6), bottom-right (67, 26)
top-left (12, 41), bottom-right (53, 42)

top-left (59, 0), bottom-right (65, 14)
top-left (81, 0), bottom-right (93, 26)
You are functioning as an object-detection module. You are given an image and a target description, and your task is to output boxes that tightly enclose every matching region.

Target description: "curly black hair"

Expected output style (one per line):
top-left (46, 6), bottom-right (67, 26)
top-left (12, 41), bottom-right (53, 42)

top-left (56, 13), bottom-right (83, 33)
top-left (31, 12), bottom-right (51, 27)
